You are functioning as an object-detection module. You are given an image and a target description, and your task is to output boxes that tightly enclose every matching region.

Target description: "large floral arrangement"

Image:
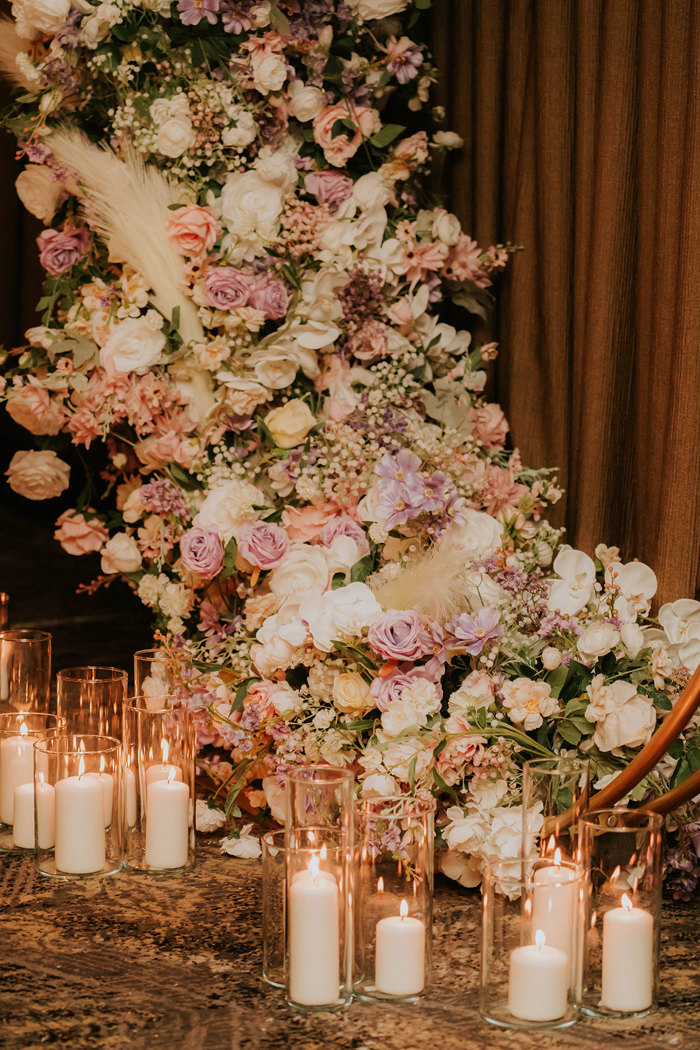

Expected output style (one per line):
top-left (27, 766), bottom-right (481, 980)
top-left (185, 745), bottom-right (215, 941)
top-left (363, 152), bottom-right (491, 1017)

top-left (1, 0), bottom-right (699, 889)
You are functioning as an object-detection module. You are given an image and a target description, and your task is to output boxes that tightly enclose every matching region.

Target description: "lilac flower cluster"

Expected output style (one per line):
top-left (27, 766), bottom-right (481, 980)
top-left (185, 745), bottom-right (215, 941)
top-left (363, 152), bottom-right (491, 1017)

top-left (140, 478), bottom-right (189, 518)
top-left (538, 610), bottom-right (583, 639)
top-left (337, 266), bottom-right (386, 335)
top-left (374, 450), bottom-right (465, 532)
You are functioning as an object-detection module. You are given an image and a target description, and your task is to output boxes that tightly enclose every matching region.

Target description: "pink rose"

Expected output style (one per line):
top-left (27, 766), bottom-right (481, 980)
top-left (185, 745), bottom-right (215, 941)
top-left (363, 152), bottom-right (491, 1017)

top-left (347, 321), bottom-right (388, 362)
top-left (321, 515), bottom-right (370, 558)
top-left (180, 526), bottom-right (224, 580)
top-left (37, 227), bottom-right (89, 275)
top-left (282, 502), bottom-right (338, 542)
top-left (469, 403), bottom-right (509, 449)
top-left (248, 275), bottom-right (290, 320)
top-left (367, 609), bottom-right (432, 662)
top-left (304, 171), bottom-right (354, 211)
top-left (204, 268), bottom-right (256, 311)
top-left (168, 204), bottom-right (220, 257)
top-left (54, 511), bottom-right (109, 556)
top-left (313, 103), bottom-right (379, 167)
top-left (238, 521), bottom-right (290, 569)
top-left (6, 385), bottom-right (65, 436)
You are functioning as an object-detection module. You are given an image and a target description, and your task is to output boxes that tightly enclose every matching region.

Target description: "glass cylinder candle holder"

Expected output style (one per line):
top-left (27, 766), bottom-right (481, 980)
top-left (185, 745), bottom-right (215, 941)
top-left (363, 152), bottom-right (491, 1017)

top-left (480, 856), bottom-right (583, 1029)
top-left (0, 712), bottom-right (65, 853)
top-left (133, 648), bottom-right (175, 707)
top-left (579, 808), bottom-right (663, 1018)
top-left (0, 630), bottom-right (51, 714)
top-left (262, 829), bottom-right (287, 988)
top-left (522, 757), bottom-right (590, 860)
top-left (285, 766), bottom-right (354, 1011)
top-left (34, 734), bottom-right (122, 878)
top-left (355, 796), bottom-right (434, 1002)
top-left (57, 666), bottom-right (128, 740)
top-left (122, 696), bottom-right (195, 873)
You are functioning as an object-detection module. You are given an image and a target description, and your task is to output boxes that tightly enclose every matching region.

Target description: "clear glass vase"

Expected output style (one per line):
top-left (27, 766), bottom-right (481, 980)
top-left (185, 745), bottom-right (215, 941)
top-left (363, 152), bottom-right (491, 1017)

top-left (0, 630), bottom-right (51, 714)
top-left (56, 666), bottom-right (128, 739)
top-left (521, 756), bottom-right (590, 860)
top-left (0, 711), bottom-right (65, 853)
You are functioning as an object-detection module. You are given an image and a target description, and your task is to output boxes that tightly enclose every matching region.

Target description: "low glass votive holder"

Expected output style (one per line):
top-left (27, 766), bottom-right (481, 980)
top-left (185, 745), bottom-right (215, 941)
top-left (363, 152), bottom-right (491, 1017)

top-left (0, 712), bottom-right (65, 854)
top-left (57, 666), bottom-right (128, 739)
top-left (34, 734), bottom-right (122, 878)
top-left (0, 630), bottom-right (52, 713)
top-left (355, 796), bottom-right (434, 1002)
top-left (133, 648), bottom-right (175, 706)
top-left (262, 829), bottom-right (286, 988)
top-left (480, 856), bottom-right (583, 1029)
top-left (579, 808), bottom-right (663, 1018)
top-left (522, 757), bottom-right (590, 859)
top-left (285, 766), bottom-right (355, 1012)
top-left (122, 696), bottom-right (195, 874)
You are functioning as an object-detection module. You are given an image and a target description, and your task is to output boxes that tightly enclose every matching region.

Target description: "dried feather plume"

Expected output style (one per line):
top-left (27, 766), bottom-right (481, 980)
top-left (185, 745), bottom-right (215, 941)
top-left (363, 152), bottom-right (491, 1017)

top-left (0, 17), bottom-right (40, 92)
top-left (47, 129), bottom-right (204, 346)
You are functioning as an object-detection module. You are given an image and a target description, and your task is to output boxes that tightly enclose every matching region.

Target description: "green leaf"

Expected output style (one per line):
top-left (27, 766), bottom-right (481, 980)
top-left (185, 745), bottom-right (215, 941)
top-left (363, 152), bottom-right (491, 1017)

top-left (331, 640), bottom-right (376, 670)
top-left (671, 757), bottom-right (692, 789)
top-left (432, 768), bottom-right (459, 801)
top-left (414, 0), bottom-right (432, 7)
top-left (408, 755), bottom-right (416, 794)
top-left (557, 721), bottom-right (582, 746)
top-left (220, 536), bottom-right (238, 581)
top-left (369, 124), bottom-right (406, 148)
top-left (167, 463), bottom-right (199, 491)
top-left (546, 666), bottom-right (569, 699)
top-left (269, 4), bottom-right (291, 35)
top-left (688, 748), bottom-right (700, 774)
top-left (331, 572), bottom-right (346, 590)
top-left (350, 554), bottom-right (374, 583)
top-left (638, 684), bottom-right (672, 711)
top-left (231, 676), bottom-right (260, 714)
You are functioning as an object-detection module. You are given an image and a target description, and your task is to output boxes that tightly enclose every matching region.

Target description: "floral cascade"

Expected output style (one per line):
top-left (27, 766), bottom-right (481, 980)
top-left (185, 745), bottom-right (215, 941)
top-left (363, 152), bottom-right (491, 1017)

top-left (1, 0), bottom-right (699, 886)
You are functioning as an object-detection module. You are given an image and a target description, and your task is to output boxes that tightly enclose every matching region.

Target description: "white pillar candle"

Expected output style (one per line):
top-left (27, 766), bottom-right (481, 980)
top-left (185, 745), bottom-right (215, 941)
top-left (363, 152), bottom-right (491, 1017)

top-left (601, 893), bottom-right (654, 1012)
top-left (12, 782), bottom-right (36, 849)
top-left (36, 780), bottom-right (56, 849)
top-left (532, 857), bottom-right (577, 961)
top-left (288, 855), bottom-right (340, 1005)
top-left (85, 770), bottom-right (114, 827)
top-left (0, 727), bottom-right (33, 824)
top-left (375, 899), bottom-right (425, 996)
top-left (144, 770), bottom-right (189, 869)
top-left (55, 766), bottom-right (106, 874)
top-left (146, 763), bottom-right (183, 785)
top-left (508, 930), bottom-right (569, 1021)
top-left (125, 767), bottom-right (137, 828)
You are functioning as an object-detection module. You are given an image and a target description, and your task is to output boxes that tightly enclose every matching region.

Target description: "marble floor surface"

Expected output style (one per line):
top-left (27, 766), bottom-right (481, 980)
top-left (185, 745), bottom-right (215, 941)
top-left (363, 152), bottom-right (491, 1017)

top-left (1, 839), bottom-right (699, 1050)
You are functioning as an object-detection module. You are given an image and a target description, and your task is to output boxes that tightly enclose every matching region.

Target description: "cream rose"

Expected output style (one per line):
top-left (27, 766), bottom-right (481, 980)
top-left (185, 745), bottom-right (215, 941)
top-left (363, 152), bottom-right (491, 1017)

top-left (156, 113), bottom-right (196, 158)
top-left (577, 621), bottom-right (620, 662)
top-left (81, 3), bottom-right (120, 48)
top-left (195, 479), bottom-right (262, 543)
top-left (288, 80), bottom-right (324, 122)
top-left (100, 317), bottom-right (165, 374)
top-left (268, 681), bottom-right (304, 717)
top-left (6, 449), bottom-right (70, 500)
top-left (6, 385), bottom-right (64, 435)
top-left (264, 399), bottom-right (316, 448)
top-left (268, 543), bottom-right (329, 602)
top-left (15, 165), bottom-right (61, 222)
top-left (100, 532), bottom-right (142, 574)
top-left (12, 0), bottom-right (71, 37)
top-left (345, 0), bottom-right (408, 18)
top-left (220, 171), bottom-right (284, 240)
top-left (432, 208), bottom-right (462, 246)
top-left (333, 672), bottom-right (374, 715)
top-left (251, 51), bottom-right (287, 94)
top-left (222, 110), bottom-right (257, 147)
top-left (381, 699), bottom-right (426, 738)
top-left (585, 674), bottom-right (655, 752)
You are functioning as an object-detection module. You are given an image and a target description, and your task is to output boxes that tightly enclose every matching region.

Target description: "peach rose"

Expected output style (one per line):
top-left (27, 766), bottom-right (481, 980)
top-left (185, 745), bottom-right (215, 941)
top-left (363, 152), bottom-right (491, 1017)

top-left (54, 511), bottom-right (109, 556)
top-left (6, 449), bottom-right (70, 501)
top-left (469, 403), bottom-right (509, 448)
top-left (6, 385), bottom-right (65, 436)
top-left (168, 204), bottom-right (221, 257)
top-left (313, 102), bottom-right (380, 167)
top-left (282, 502), bottom-right (338, 541)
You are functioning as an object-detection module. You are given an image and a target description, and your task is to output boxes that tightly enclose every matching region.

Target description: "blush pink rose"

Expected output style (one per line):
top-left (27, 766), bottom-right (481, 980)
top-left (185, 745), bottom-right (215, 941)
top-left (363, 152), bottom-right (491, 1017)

top-left (313, 103), bottom-right (379, 167)
top-left (469, 403), bottom-right (509, 448)
top-left (204, 267), bottom-right (256, 310)
top-left (54, 511), bottom-right (109, 556)
top-left (304, 170), bottom-right (354, 211)
top-left (168, 204), bottom-right (221, 256)
top-left (180, 526), bottom-right (224, 580)
top-left (238, 521), bottom-right (290, 569)
top-left (6, 385), bottom-right (65, 436)
top-left (248, 276), bottom-right (290, 320)
top-left (37, 227), bottom-right (89, 275)
top-left (347, 321), bottom-right (389, 362)
top-left (282, 502), bottom-right (339, 541)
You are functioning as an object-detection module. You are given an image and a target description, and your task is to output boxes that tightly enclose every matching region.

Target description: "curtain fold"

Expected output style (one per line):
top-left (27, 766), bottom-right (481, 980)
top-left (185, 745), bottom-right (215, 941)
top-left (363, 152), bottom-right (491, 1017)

top-left (432, 0), bottom-right (700, 603)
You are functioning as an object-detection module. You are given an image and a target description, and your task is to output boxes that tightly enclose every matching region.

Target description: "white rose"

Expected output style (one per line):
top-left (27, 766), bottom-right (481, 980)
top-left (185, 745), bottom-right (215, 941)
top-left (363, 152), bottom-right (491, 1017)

top-left (268, 543), bottom-right (329, 603)
top-left (12, 0), bottom-right (70, 36)
top-left (222, 110), bottom-right (257, 148)
top-left (439, 511), bottom-right (503, 563)
top-left (381, 699), bottom-right (426, 738)
top-left (468, 777), bottom-right (508, 810)
top-left (195, 800), bottom-right (226, 833)
top-left (361, 772), bottom-right (398, 797)
top-left (100, 317), bottom-right (165, 374)
top-left (251, 51), bottom-right (287, 94)
top-left (353, 171), bottom-right (393, 210)
top-left (443, 804), bottom-right (487, 854)
top-left (432, 208), bottom-right (461, 246)
top-left (541, 646), bottom-right (562, 670)
top-left (620, 622), bottom-right (645, 659)
top-left (15, 165), bottom-right (61, 222)
top-left (220, 171), bottom-right (284, 240)
top-left (254, 145), bottom-right (298, 191)
top-left (156, 113), bottom-right (196, 158)
top-left (100, 532), bottom-right (142, 574)
top-left (221, 826), bottom-right (261, 859)
top-left (249, 348), bottom-right (299, 390)
top-left (333, 672), bottom-right (374, 715)
top-left (585, 674), bottom-right (656, 752)
top-left (6, 449), bottom-right (70, 501)
top-left (432, 130), bottom-right (464, 149)
top-left (251, 635), bottom-right (300, 677)
top-left (288, 80), bottom-right (324, 122)
top-left (216, 373), bottom-right (269, 414)
top-left (150, 94), bottom-right (189, 123)
top-left (268, 681), bottom-right (303, 717)
top-left (345, 0), bottom-right (407, 19)
top-left (81, 3), bottom-right (120, 47)
top-left (577, 621), bottom-right (620, 662)
top-left (299, 582), bottom-right (382, 653)
top-left (501, 678), bottom-right (557, 732)
top-left (195, 479), bottom-right (262, 544)
top-left (264, 399), bottom-right (317, 449)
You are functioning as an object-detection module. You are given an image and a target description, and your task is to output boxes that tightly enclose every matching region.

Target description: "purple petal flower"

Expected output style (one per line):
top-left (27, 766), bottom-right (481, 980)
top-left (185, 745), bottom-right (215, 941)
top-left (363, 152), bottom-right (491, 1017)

top-left (375, 449), bottom-right (421, 482)
top-left (177, 0), bottom-right (220, 26)
top-left (447, 607), bottom-right (503, 655)
top-left (368, 610), bottom-right (432, 662)
top-left (375, 476), bottom-right (425, 529)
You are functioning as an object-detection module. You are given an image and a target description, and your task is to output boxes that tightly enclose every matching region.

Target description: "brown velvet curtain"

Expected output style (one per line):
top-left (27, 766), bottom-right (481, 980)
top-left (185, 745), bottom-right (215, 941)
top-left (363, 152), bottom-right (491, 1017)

top-left (432, 0), bottom-right (700, 604)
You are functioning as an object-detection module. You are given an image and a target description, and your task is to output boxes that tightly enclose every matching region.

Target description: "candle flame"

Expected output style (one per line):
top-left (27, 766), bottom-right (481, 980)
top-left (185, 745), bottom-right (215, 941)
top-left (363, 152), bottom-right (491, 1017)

top-left (377, 876), bottom-right (384, 893)
top-left (621, 893), bottom-right (633, 912)
top-left (320, 844), bottom-right (327, 861)
top-left (309, 855), bottom-right (320, 880)
top-left (611, 865), bottom-right (621, 881)
top-left (161, 739), bottom-right (169, 763)
top-left (19, 722), bottom-right (29, 737)
top-left (535, 929), bottom-right (546, 949)
top-left (78, 755), bottom-right (85, 778)
top-left (554, 847), bottom-right (562, 866)
top-left (400, 899), bottom-right (408, 920)
top-left (167, 766), bottom-right (177, 785)
top-left (547, 835), bottom-right (556, 854)
top-left (308, 830), bottom-right (316, 844)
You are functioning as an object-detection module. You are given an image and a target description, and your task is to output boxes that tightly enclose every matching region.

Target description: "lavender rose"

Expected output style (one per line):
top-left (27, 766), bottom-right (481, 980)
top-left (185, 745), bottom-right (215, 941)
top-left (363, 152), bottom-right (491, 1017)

top-left (304, 171), bottom-right (354, 212)
top-left (238, 521), bottom-right (290, 569)
top-left (367, 609), bottom-right (432, 662)
top-left (180, 526), bottom-right (224, 580)
top-left (248, 276), bottom-right (290, 320)
top-left (321, 515), bottom-right (370, 558)
top-left (37, 227), bottom-right (89, 276)
top-left (204, 267), bottom-right (255, 311)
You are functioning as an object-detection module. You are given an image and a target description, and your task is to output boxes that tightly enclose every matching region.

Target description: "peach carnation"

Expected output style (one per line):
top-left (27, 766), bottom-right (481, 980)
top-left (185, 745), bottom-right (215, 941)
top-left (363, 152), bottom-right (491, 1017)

top-left (54, 511), bottom-right (109, 556)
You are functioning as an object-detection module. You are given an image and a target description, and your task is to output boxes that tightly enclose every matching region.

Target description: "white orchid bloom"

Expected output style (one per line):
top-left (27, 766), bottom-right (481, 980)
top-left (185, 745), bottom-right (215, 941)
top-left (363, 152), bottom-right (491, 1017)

top-left (658, 599), bottom-right (700, 672)
top-left (605, 560), bottom-right (657, 621)
top-left (546, 546), bottom-right (596, 615)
